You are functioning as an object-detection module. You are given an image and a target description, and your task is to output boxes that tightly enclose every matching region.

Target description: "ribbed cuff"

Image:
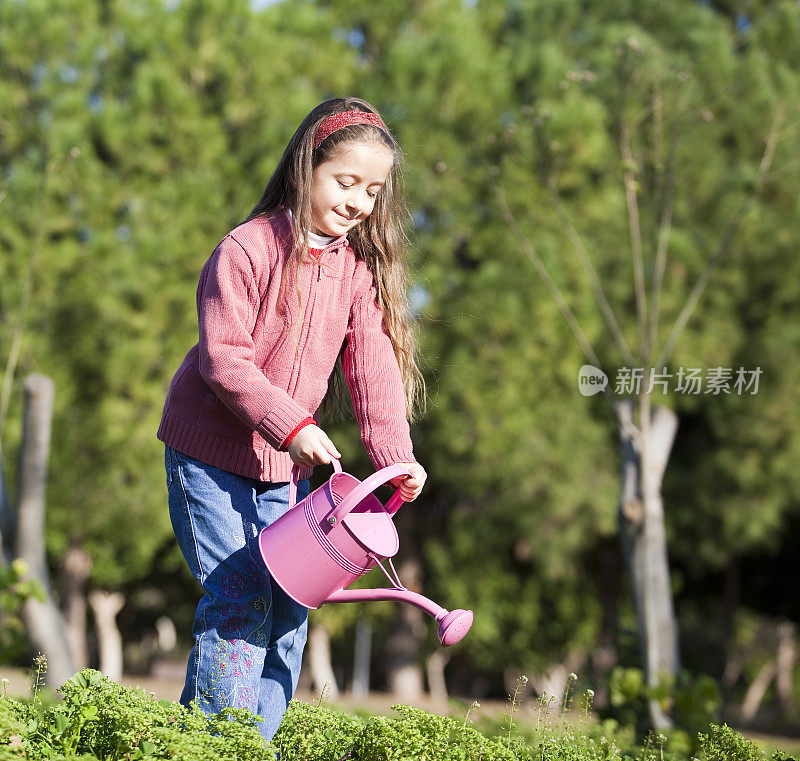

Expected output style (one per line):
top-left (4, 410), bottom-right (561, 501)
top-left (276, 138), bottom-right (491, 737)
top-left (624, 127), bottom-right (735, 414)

top-left (367, 442), bottom-right (416, 471)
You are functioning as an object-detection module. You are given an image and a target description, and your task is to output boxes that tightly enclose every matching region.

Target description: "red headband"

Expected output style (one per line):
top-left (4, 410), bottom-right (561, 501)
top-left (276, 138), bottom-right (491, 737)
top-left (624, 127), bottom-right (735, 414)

top-left (313, 111), bottom-right (388, 149)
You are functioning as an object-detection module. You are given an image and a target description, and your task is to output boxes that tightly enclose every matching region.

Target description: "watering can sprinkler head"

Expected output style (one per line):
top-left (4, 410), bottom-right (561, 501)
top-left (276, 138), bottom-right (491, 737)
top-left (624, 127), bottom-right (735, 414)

top-left (436, 608), bottom-right (474, 647)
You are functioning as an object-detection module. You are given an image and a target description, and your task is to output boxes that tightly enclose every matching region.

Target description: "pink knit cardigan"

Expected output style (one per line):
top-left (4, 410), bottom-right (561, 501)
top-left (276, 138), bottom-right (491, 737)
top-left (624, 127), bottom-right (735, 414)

top-left (157, 210), bottom-right (415, 482)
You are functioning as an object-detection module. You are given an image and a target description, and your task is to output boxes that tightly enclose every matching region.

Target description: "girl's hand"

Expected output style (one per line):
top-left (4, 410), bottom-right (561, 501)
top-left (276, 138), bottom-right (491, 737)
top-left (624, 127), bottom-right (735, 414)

top-left (389, 462), bottom-right (427, 502)
top-left (288, 425), bottom-right (341, 468)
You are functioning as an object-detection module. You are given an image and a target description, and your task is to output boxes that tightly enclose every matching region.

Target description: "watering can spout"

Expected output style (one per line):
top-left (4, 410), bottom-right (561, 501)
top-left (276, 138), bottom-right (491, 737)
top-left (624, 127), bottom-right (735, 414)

top-left (323, 588), bottom-right (473, 647)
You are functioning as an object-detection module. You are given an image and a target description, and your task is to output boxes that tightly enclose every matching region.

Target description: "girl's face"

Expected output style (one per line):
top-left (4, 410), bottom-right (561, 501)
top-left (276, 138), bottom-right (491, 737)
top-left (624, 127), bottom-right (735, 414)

top-left (309, 140), bottom-right (394, 237)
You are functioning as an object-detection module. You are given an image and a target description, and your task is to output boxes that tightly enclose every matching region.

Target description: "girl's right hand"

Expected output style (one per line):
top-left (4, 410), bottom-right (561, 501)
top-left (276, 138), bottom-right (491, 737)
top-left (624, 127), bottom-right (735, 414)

top-left (287, 424), bottom-right (342, 468)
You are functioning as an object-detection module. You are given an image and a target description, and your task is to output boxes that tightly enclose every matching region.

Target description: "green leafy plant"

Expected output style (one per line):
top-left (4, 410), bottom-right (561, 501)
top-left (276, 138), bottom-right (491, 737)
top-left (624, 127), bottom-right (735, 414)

top-left (27, 670), bottom-right (104, 757)
top-left (351, 704), bottom-right (516, 761)
top-left (0, 560), bottom-right (45, 664)
top-left (1, 667), bottom-right (796, 761)
top-left (272, 699), bottom-right (363, 761)
top-left (606, 667), bottom-right (721, 741)
top-left (0, 668), bottom-right (273, 761)
top-left (505, 675), bottom-right (529, 751)
top-left (696, 723), bottom-right (768, 761)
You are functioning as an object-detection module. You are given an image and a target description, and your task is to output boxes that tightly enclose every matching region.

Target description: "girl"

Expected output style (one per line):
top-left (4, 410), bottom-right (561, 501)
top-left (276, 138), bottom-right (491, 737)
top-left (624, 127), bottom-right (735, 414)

top-left (158, 97), bottom-right (426, 741)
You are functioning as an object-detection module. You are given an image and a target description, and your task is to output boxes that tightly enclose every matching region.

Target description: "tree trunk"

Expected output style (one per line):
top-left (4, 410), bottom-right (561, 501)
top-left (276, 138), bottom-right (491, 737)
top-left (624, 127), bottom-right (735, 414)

top-left (384, 557), bottom-right (425, 703)
top-left (0, 448), bottom-right (14, 566)
top-left (530, 663), bottom-right (569, 707)
top-left (88, 589), bottom-right (125, 681)
top-left (307, 622), bottom-right (339, 699)
top-left (62, 543), bottom-right (92, 669)
top-left (17, 374), bottom-right (76, 687)
top-left (529, 652), bottom-right (584, 709)
top-left (720, 557), bottom-right (741, 702)
top-left (351, 618), bottom-right (372, 699)
top-left (741, 657), bottom-right (778, 723)
top-left (426, 649), bottom-right (450, 706)
top-left (615, 398), bottom-right (679, 729)
top-left (155, 615), bottom-right (178, 653)
top-left (591, 538), bottom-right (622, 708)
top-left (775, 621), bottom-right (797, 717)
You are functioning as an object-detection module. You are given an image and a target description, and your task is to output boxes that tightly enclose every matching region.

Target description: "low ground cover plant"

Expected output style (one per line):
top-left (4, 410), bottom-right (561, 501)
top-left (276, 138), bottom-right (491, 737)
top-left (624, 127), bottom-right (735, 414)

top-left (0, 667), bottom-right (272, 761)
top-left (0, 667), bottom-right (797, 761)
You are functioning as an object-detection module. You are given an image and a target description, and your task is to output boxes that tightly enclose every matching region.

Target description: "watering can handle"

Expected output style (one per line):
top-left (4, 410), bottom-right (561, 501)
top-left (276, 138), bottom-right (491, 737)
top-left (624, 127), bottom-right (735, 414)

top-left (327, 463), bottom-right (413, 526)
top-left (288, 458), bottom-right (342, 510)
top-left (385, 489), bottom-right (406, 516)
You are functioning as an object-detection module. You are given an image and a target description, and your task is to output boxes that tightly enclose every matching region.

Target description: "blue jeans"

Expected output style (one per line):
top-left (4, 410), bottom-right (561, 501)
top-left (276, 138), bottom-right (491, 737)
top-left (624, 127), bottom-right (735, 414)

top-left (165, 445), bottom-right (310, 741)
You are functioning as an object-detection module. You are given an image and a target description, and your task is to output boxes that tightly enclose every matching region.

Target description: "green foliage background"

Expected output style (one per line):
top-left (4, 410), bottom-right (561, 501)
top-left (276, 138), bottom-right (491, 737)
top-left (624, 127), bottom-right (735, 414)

top-left (1, 0), bottom-right (798, 707)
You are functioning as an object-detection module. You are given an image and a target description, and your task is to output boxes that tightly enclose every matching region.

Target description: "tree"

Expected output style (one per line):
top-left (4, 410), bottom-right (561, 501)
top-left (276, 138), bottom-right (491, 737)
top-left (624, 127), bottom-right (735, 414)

top-left (485, 0), bottom-right (799, 726)
top-left (318, 0), bottom-right (800, 719)
top-left (0, 374), bottom-right (75, 686)
top-left (314, 0), bottom-right (619, 700)
top-left (3, 0), bottom-right (797, 714)
top-left (0, 0), bottom-right (365, 673)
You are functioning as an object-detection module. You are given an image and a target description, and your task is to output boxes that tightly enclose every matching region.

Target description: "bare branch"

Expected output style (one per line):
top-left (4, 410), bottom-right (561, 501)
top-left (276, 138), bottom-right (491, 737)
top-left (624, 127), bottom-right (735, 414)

top-left (619, 118), bottom-right (649, 365)
top-left (648, 140), bottom-right (677, 359)
top-left (763, 156), bottom-right (800, 182)
top-left (654, 104), bottom-right (785, 368)
top-left (494, 183), bottom-right (602, 370)
top-left (774, 117), bottom-right (800, 141)
top-left (651, 75), bottom-right (665, 214)
top-left (0, 193), bottom-right (47, 432)
top-left (0, 152), bottom-right (64, 434)
top-left (547, 185), bottom-right (637, 366)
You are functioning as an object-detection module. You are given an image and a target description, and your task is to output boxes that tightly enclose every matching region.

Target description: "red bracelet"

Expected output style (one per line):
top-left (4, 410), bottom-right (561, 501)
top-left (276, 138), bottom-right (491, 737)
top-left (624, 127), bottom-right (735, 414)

top-left (280, 417), bottom-right (316, 451)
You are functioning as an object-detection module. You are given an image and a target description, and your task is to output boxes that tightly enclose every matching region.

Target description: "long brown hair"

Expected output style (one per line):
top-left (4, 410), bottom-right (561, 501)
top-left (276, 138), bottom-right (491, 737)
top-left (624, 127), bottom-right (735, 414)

top-left (245, 97), bottom-right (425, 423)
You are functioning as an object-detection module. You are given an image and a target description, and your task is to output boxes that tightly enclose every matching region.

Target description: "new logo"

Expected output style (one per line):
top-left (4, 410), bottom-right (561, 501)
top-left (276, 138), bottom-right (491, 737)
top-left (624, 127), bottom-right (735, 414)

top-left (578, 365), bottom-right (608, 396)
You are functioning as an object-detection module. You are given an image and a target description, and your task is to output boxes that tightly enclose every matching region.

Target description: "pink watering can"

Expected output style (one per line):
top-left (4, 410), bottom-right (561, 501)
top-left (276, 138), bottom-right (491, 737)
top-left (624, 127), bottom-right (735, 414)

top-left (258, 460), bottom-right (473, 647)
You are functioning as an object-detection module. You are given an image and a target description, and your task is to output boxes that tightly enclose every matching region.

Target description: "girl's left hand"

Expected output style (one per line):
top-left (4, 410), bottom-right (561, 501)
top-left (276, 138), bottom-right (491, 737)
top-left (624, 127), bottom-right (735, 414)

top-left (389, 462), bottom-right (427, 502)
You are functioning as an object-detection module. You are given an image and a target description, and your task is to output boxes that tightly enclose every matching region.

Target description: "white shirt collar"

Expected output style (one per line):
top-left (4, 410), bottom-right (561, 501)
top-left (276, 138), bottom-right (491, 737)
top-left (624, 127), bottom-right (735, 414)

top-left (285, 208), bottom-right (335, 248)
